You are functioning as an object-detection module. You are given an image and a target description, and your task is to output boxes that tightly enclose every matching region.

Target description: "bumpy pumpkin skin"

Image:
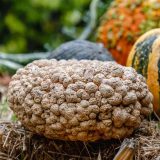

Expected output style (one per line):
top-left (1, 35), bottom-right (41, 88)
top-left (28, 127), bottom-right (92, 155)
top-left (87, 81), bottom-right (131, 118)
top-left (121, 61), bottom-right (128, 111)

top-left (97, 0), bottom-right (160, 65)
top-left (127, 29), bottom-right (160, 116)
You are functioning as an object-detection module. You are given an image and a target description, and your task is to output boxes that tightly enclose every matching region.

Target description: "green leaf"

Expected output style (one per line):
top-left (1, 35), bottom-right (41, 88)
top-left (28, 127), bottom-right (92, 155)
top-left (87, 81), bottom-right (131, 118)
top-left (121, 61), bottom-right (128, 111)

top-left (5, 14), bottom-right (26, 34)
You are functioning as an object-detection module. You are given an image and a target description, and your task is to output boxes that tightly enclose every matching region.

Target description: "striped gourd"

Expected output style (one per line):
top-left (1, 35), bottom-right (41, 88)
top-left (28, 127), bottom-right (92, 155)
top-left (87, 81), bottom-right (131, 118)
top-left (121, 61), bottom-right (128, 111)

top-left (127, 29), bottom-right (160, 116)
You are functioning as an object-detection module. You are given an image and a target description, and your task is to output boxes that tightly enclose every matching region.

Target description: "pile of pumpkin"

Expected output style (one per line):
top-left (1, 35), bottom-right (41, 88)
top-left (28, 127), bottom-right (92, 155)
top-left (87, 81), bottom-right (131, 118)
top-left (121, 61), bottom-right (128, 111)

top-left (1, 0), bottom-right (159, 116)
top-left (0, 0), bottom-right (160, 159)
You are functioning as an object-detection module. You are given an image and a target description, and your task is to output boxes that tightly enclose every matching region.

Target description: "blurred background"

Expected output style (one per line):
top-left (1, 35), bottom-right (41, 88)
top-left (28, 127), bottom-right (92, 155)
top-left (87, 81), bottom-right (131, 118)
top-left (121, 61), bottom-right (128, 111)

top-left (0, 0), bottom-right (112, 53)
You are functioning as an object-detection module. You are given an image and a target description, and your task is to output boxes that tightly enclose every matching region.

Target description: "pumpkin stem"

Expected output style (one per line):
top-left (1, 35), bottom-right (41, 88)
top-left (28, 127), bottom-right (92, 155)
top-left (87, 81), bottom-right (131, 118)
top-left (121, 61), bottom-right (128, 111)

top-left (113, 138), bottom-right (136, 160)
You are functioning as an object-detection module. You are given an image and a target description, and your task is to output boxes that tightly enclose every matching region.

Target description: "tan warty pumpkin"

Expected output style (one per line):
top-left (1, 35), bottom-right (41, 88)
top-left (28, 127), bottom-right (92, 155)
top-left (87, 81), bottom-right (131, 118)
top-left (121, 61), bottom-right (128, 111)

top-left (97, 0), bottom-right (160, 65)
top-left (127, 29), bottom-right (160, 116)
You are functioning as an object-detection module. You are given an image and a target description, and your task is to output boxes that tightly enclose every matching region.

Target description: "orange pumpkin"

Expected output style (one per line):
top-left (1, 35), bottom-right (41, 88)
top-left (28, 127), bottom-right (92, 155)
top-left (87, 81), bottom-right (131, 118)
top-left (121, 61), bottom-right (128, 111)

top-left (97, 0), bottom-right (160, 65)
top-left (127, 29), bottom-right (160, 116)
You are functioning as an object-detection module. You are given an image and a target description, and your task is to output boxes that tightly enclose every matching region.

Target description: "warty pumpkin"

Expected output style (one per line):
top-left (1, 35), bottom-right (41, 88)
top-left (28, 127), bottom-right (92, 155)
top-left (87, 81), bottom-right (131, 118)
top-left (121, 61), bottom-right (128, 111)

top-left (127, 29), bottom-right (160, 116)
top-left (8, 59), bottom-right (153, 141)
top-left (97, 0), bottom-right (160, 65)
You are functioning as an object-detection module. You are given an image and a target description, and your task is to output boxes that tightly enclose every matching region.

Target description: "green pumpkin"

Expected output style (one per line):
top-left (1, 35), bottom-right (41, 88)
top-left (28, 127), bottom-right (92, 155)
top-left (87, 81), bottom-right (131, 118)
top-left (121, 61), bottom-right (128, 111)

top-left (127, 29), bottom-right (160, 116)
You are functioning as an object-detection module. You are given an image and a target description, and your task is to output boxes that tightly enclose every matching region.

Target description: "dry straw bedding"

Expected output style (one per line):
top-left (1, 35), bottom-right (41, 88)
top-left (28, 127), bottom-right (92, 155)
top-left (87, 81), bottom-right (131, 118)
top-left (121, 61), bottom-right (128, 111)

top-left (0, 120), bottom-right (159, 160)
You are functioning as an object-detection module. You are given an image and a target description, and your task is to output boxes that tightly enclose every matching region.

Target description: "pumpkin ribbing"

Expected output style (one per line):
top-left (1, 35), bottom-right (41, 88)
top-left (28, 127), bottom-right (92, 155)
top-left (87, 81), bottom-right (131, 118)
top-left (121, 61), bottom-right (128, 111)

top-left (127, 29), bottom-right (160, 116)
top-left (131, 34), bottom-right (158, 78)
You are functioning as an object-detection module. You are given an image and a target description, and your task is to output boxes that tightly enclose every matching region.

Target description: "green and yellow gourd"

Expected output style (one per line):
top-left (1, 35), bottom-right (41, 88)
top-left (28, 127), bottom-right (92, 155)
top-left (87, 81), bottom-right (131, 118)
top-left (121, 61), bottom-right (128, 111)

top-left (127, 29), bottom-right (160, 116)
